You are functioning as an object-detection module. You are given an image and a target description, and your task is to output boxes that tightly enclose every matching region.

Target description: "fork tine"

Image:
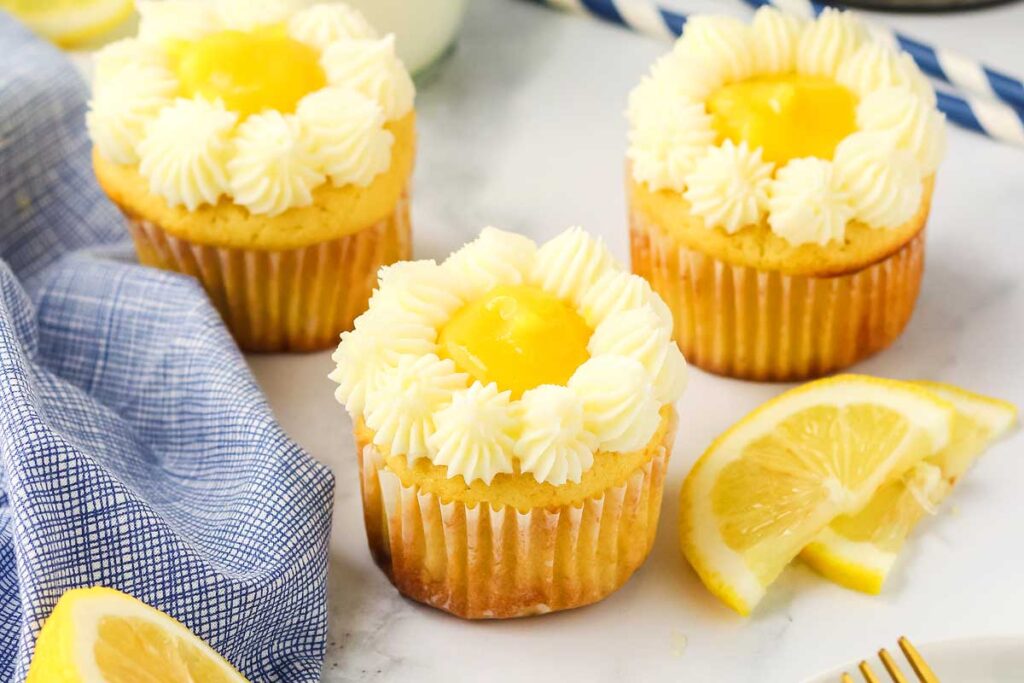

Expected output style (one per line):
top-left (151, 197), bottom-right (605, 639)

top-left (879, 648), bottom-right (911, 683)
top-left (898, 637), bottom-right (940, 683)
top-left (859, 660), bottom-right (882, 683)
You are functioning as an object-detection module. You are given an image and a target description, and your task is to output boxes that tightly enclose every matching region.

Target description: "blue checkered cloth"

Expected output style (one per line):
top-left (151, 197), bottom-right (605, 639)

top-left (0, 15), bottom-right (335, 682)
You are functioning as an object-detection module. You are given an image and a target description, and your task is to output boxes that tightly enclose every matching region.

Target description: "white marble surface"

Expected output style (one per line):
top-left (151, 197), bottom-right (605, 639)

top-left (247, 1), bottom-right (1024, 681)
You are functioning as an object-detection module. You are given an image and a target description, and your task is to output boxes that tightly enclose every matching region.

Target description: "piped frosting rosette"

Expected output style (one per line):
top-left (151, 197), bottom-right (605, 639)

top-left (627, 7), bottom-right (946, 247)
top-left (330, 227), bottom-right (688, 486)
top-left (88, 0), bottom-right (414, 217)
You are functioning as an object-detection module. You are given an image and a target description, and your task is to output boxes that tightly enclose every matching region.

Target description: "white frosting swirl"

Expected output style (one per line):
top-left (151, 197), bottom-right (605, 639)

top-left (296, 87), bottom-right (394, 188)
top-left (589, 306), bottom-right (687, 404)
top-left (834, 132), bottom-right (924, 229)
top-left (579, 270), bottom-right (662, 329)
top-left (513, 386), bottom-right (598, 486)
top-left (647, 52), bottom-right (725, 103)
top-left (796, 7), bottom-right (868, 78)
top-left (227, 111), bottom-right (325, 217)
top-left (837, 41), bottom-right (932, 102)
top-left (365, 354), bottom-right (468, 461)
top-left (321, 35), bottom-right (416, 121)
top-left (87, 64), bottom-right (178, 165)
top-left (751, 6), bottom-right (803, 75)
top-left (442, 227), bottom-right (538, 300)
top-left (329, 309), bottom-right (437, 415)
top-left (677, 16), bottom-right (755, 84)
top-left (530, 227), bottom-right (616, 305)
top-left (289, 3), bottom-right (378, 51)
top-left (428, 382), bottom-right (517, 484)
top-left (214, 0), bottom-right (296, 32)
top-left (137, 0), bottom-right (220, 43)
top-left (857, 87), bottom-right (946, 175)
top-left (768, 158), bottom-right (854, 246)
top-left (568, 356), bottom-right (661, 453)
top-left (627, 89), bottom-right (717, 193)
top-left (372, 260), bottom-right (465, 327)
top-left (684, 141), bottom-right (774, 234)
top-left (93, 39), bottom-right (168, 82)
top-left (138, 98), bottom-right (238, 211)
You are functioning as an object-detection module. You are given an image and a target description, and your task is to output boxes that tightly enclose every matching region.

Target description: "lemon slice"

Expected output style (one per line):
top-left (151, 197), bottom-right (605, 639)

top-left (27, 587), bottom-right (249, 682)
top-left (802, 382), bottom-right (1018, 594)
top-left (678, 375), bottom-right (954, 615)
top-left (1, 0), bottom-right (134, 48)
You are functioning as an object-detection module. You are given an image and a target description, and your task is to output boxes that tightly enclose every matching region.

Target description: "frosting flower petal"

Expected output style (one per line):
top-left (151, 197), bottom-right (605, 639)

top-left (86, 64), bottom-right (178, 165)
top-left (684, 141), bottom-right (773, 234)
top-left (442, 227), bottom-right (538, 300)
top-left (321, 35), bottom-right (415, 121)
top-left (428, 382), bottom-right (517, 484)
top-left (514, 385), bottom-right (597, 486)
top-left (227, 111), bottom-right (325, 217)
top-left (837, 42), bottom-right (934, 102)
top-left (751, 6), bottom-right (803, 75)
top-left (214, 0), bottom-right (295, 31)
top-left (372, 260), bottom-right (465, 327)
top-left (579, 269), bottom-right (661, 329)
top-left (297, 87), bottom-right (394, 188)
top-left (796, 7), bottom-right (868, 78)
top-left (768, 158), bottom-right (854, 246)
top-left (365, 354), bottom-right (469, 461)
top-left (568, 356), bottom-right (661, 453)
top-left (329, 310), bottom-right (437, 415)
top-left (138, 98), bottom-right (238, 211)
top-left (530, 227), bottom-right (616, 304)
top-left (137, 0), bottom-right (220, 43)
top-left (834, 132), bottom-right (923, 229)
top-left (93, 38), bottom-right (168, 82)
top-left (857, 87), bottom-right (946, 175)
top-left (588, 306), bottom-right (686, 403)
top-left (676, 15), bottom-right (756, 84)
top-left (288, 3), bottom-right (378, 51)
top-left (627, 90), bottom-right (717, 193)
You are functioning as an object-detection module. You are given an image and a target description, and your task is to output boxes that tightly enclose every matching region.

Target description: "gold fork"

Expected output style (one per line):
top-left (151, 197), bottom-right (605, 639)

top-left (840, 637), bottom-right (940, 683)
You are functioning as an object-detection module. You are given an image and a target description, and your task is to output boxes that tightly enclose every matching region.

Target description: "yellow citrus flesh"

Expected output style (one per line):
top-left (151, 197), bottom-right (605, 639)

top-left (437, 284), bottom-right (592, 399)
top-left (27, 586), bottom-right (249, 683)
top-left (801, 382), bottom-right (1018, 594)
top-left (679, 375), bottom-right (954, 615)
top-left (706, 74), bottom-right (858, 165)
top-left (174, 27), bottom-right (326, 118)
top-left (0, 0), bottom-right (134, 47)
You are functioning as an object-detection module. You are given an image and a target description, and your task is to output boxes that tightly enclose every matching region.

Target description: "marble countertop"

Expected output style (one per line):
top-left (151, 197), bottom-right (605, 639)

top-left (248, 1), bottom-right (1024, 680)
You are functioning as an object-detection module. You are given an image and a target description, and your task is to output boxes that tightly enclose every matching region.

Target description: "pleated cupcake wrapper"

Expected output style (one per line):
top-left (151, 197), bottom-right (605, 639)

top-left (630, 209), bottom-right (925, 382)
top-left (124, 196), bottom-right (411, 353)
top-left (357, 433), bottom-right (672, 619)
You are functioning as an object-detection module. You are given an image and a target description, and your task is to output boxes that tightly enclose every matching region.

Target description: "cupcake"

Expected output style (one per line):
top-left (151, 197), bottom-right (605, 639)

top-left (88, 0), bottom-right (416, 352)
top-left (330, 227), bottom-right (687, 618)
top-left (626, 8), bottom-right (945, 381)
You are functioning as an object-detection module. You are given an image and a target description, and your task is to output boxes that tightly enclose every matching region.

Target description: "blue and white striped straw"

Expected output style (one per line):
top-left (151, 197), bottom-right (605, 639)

top-left (530, 0), bottom-right (1024, 146)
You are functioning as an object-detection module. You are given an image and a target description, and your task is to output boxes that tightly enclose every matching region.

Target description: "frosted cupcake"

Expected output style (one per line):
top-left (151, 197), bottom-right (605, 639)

top-left (627, 8), bottom-right (945, 381)
top-left (330, 227), bottom-right (687, 618)
top-left (88, 0), bottom-right (416, 351)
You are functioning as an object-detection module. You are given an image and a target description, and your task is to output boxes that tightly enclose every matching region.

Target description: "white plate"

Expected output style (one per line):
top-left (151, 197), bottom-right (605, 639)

top-left (804, 637), bottom-right (1024, 683)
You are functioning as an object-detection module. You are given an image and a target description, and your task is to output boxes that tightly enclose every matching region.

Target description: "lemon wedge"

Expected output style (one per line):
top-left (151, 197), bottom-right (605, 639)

top-left (1, 0), bottom-right (134, 48)
top-left (27, 586), bottom-right (249, 682)
top-left (802, 381), bottom-right (1017, 594)
top-left (679, 375), bottom-right (954, 615)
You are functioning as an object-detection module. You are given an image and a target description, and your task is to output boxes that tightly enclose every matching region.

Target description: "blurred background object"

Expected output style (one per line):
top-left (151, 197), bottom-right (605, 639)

top-left (0, 0), bottom-right (134, 48)
top-left (345, 0), bottom-right (470, 76)
top-left (839, 0), bottom-right (1017, 9)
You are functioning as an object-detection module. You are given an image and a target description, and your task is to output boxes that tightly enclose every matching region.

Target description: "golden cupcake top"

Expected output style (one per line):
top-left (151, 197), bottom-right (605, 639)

top-left (330, 227), bottom-right (688, 486)
top-left (627, 8), bottom-right (945, 247)
top-left (87, 0), bottom-right (415, 217)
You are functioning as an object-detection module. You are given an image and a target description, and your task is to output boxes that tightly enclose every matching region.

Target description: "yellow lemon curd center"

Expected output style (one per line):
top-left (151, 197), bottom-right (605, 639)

top-left (438, 285), bottom-right (592, 399)
top-left (173, 27), bottom-right (326, 117)
top-left (706, 74), bottom-right (858, 165)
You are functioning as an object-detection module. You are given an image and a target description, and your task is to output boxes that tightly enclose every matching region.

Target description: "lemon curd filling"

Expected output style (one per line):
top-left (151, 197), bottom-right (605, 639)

top-left (438, 285), bottom-right (592, 398)
top-left (706, 74), bottom-right (858, 165)
top-left (173, 27), bottom-right (327, 117)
